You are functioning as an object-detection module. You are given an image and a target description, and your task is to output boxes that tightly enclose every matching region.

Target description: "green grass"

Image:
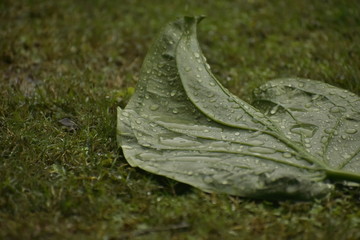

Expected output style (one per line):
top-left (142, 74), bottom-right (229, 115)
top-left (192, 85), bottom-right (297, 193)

top-left (1, 0), bottom-right (360, 239)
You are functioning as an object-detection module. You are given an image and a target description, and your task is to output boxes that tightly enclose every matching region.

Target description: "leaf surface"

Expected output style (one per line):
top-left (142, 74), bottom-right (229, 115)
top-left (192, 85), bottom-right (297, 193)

top-left (117, 17), bottom-right (360, 200)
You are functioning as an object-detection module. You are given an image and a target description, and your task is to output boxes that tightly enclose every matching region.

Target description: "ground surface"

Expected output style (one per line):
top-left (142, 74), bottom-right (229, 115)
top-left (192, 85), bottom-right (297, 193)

top-left (1, 0), bottom-right (360, 239)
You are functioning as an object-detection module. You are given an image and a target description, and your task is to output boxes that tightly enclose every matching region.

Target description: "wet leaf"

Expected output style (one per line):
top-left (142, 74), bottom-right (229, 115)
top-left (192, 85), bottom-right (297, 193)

top-left (58, 117), bottom-right (78, 131)
top-left (117, 17), bottom-right (360, 200)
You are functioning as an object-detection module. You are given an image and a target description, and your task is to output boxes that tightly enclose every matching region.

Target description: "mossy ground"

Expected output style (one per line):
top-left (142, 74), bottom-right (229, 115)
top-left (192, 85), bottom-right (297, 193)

top-left (1, 0), bottom-right (360, 239)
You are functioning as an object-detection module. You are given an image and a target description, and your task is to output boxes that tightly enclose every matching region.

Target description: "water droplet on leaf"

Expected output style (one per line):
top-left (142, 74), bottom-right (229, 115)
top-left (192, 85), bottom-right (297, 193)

top-left (249, 147), bottom-right (276, 154)
top-left (290, 124), bottom-right (318, 138)
top-left (345, 128), bottom-right (357, 134)
top-left (282, 152), bottom-right (292, 158)
top-left (270, 105), bottom-right (280, 115)
top-left (248, 140), bottom-right (264, 146)
top-left (321, 136), bottom-right (328, 143)
top-left (330, 106), bottom-right (346, 113)
top-left (203, 176), bottom-right (213, 184)
top-left (150, 104), bottom-right (159, 111)
top-left (305, 103), bottom-right (312, 108)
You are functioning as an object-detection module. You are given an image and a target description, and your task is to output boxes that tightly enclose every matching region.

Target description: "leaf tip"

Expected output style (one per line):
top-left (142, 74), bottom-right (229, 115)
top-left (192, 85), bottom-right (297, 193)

top-left (182, 15), bottom-right (206, 25)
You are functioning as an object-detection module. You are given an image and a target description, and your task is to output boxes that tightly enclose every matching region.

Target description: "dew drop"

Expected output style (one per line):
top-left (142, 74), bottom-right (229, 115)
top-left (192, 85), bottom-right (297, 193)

top-left (209, 82), bottom-right (216, 86)
top-left (286, 186), bottom-right (298, 194)
top-left (270, 105), bottom-right (280, 115)
top-left (312, 94), bottom-right (321, 100)
top-left (345, 128), bottom-right (357, 134)
top-left (290, 124), bottom-right (318, 138)
top-left (282, 152), bottom-right (292, 158)
top-left (203, 176), bottom-right (214, 184)
top-left (194, 52), bottom-right (200, 58)
top-left (222, 180), bottom-right (229, 185)
top-left (305, 103), bottom-right (312, 108)
top-left (150, 104), bottom-right (159, 111)
top-left (206, 63), bottom-right (211, 69)
top-left (185, 67), bottom-right (191, 72)
top-left (122, 145), bottom-right (134, 150)
top-left (235, 115), bottom-right (243, 121)
top-left (172, 108), bottom-right (179, 114)
top-left (249, 147), bottom-right (276, 154)
top-left (196, 74), bottom-right (201, 78)
top-left (330, 106), bottom-right (346, 113)
top-left (324, 128), bottom-right (334, 134)
top-left (321, 136), bottom-right (328, 143)
top-left (234, 132), bottom-right (240, 136)
top-left (141, 143), bottom-right (151, 147)
top-left (197, 67), bottom-right (202, 71)
top-left (207, 92), bottom-right (215, 98)
top-left (170, 90), bottom-right (176, 97)
top-left (248, 140), bottom-right (264, 146)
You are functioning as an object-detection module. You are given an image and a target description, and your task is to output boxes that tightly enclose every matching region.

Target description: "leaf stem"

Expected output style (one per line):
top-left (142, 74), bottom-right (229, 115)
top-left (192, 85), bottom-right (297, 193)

top-left (325, 169), bottom-right (360, 183)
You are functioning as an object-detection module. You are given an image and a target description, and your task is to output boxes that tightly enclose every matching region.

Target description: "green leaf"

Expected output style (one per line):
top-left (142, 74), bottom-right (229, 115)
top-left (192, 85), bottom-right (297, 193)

top-left (117, 16), bottom-right (360, 200)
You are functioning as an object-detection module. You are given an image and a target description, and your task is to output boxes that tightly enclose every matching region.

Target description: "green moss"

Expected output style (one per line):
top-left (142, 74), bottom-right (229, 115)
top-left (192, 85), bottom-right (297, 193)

top-left (1, 0), bottom-right (360, 239)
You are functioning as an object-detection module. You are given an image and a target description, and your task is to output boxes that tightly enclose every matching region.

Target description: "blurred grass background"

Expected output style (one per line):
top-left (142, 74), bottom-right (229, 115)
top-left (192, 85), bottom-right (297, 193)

top-left (1, 0), bottom-right (360, 239)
